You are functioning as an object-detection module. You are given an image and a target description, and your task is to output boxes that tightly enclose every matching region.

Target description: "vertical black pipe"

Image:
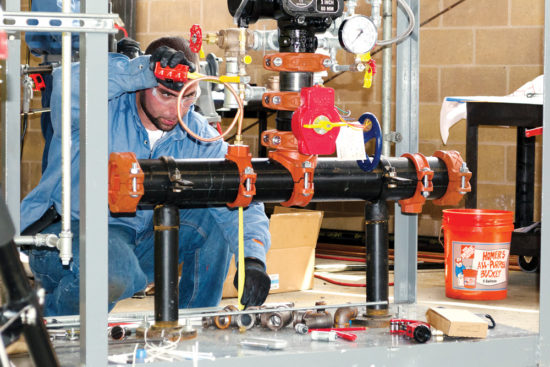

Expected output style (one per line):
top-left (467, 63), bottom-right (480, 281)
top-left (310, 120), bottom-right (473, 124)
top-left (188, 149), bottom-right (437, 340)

top-left (515, 127), bottom-right (535, 227)
top-left (258, 110), bottom-right (268, 158)
top-left (153, 204), bottom-right (180, 326)
top-left (0, 199), bottom-right (59, 367)
top-left (365, 200), bottom-right (389, 315)
top-left (465, 110), bottom-right (479, 209)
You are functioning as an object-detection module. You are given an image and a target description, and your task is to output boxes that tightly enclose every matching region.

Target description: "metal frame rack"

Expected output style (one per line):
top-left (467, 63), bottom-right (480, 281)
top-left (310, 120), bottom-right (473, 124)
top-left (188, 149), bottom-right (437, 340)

top-left (1, 0), bottom-right (550, 365)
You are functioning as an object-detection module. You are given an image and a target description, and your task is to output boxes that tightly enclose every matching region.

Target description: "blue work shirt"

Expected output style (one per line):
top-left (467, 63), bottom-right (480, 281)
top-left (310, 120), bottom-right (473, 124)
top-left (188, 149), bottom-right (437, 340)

top-left (25, 0), bottom-right (80, 56)
top-left (20, 53), bottom-right (270, 264)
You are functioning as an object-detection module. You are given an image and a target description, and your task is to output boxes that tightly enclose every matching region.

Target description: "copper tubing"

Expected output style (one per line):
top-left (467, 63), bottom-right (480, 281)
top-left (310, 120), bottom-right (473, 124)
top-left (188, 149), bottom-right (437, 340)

top-left (177, 76), bottom-right (244, 142)
top-left (333, 307), bottom-right (359, 328)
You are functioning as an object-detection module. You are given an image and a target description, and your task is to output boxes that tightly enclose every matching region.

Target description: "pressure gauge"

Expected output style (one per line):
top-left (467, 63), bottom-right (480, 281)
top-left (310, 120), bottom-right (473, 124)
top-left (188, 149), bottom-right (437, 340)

top-left (338, 15), bottom-right (378, 54)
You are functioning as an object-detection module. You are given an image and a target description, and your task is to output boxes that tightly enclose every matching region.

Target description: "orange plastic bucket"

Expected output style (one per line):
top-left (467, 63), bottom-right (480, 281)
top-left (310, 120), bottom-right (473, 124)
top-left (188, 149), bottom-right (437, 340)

top-left (442, 209), bottom-right (514, 300)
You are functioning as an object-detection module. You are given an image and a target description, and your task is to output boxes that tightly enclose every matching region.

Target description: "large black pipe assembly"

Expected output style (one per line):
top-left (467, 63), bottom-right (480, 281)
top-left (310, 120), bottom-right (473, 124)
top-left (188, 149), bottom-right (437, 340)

top-left (107, 0), bottom-right (474, 330)
top-left (109, 149), bottom-right (472, 326)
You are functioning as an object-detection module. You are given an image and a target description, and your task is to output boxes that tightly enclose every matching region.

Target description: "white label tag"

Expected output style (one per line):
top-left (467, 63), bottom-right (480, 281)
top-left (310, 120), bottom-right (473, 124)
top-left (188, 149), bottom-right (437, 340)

top-left (472, 248), bottom-right (509, 286)
top-left (269, 274), bottom-right (280, 290)
top-left (336, 125), bottom-right (367, 161)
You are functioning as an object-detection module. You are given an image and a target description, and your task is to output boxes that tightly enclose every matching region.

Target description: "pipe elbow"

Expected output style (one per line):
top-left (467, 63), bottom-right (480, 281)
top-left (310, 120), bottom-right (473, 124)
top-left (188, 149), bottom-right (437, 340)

top-left (333, 306), bottom-right (358, 328)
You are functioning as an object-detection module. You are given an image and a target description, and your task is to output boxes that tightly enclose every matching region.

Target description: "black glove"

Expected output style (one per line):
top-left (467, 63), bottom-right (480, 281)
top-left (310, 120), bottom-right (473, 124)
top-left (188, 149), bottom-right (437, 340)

top-left (117, 37), bottom-right (143, 59)
top-left (233, 258), bottom-right (271, 308)
top-left (149, 45), bottom-right (196, 91)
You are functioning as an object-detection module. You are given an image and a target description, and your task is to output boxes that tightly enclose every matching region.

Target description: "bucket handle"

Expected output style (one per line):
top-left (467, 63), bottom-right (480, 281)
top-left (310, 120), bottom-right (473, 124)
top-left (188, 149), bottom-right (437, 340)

top-left (438, 225), bottom-right (444, 248)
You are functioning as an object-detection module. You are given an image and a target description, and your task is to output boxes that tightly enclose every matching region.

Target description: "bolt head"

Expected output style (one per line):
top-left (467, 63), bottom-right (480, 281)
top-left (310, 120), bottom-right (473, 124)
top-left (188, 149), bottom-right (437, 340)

top-left (264, 96), bottom-right (270, 104)
top-left (272, 136), bottom-right (281, 145)
top-left (322, 58), bottom-right (332, 67)
top-left (262, 134), bottom-right (270, 143)
top-left (297, 16), bottom-right (306, 24)
top-left (303, 161), bottom-right (312, 168)
top-left (272, 96), bottom-right (281, 104)
top-left (273, 57), bottom-right (283, 67)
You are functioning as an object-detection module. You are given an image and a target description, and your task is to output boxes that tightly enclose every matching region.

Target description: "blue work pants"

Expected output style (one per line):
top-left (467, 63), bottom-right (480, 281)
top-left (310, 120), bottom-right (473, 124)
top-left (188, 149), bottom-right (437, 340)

top-left (27, 209), bottom-right (233, 316)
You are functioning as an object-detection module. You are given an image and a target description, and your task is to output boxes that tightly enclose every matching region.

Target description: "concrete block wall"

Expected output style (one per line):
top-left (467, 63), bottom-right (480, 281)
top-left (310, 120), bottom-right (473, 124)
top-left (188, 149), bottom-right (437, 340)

top-left (18, 0), bottom-right (544, 237)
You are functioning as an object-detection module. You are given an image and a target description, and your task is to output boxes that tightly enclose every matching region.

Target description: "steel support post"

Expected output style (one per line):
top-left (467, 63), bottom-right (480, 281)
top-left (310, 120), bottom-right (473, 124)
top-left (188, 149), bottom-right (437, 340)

top-left (1, 0), bottom-right (21, 232)
top-left (393, 0), bottom-right (420, 304)
top-left (79, 0), bottom-right (109, 366)
top-left (539, 0), bottom-right (550, 364)
top-left (153, 204), bottom-right (180, 327)
top-left (365, 200), bottom-right (389, 316)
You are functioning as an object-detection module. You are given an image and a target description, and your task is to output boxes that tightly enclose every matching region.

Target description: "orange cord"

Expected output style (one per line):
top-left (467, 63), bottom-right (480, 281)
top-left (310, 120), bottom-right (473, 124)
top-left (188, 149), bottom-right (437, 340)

top-left (176, 76), bottom-right (244, 142)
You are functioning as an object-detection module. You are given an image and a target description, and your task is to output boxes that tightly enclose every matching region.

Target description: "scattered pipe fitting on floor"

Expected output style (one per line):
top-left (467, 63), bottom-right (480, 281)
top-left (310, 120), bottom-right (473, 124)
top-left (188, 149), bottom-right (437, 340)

top-left (202, 316), bottom-right (214, 328)
top-left (303, 311), bottom-right (334, 329)
top-left (295, 323), bottom-right (309, 334)
top-left (236, 306), bottom-right (260, 330)
top-left (214, 305), bottom-right (239, 329)
top-left (334, 307), bottom-right (359, 328)
top-left (260, 307), bottom-right (293, 331)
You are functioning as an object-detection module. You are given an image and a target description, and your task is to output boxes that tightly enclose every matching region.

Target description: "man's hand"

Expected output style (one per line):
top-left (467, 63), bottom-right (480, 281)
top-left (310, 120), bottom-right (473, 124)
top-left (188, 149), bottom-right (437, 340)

top-left (149, 46), bottom-right (196, 91)
top-left (117, 37), bottom-right (143, 59)
top-left (233, 258), bottom-right (271, 308)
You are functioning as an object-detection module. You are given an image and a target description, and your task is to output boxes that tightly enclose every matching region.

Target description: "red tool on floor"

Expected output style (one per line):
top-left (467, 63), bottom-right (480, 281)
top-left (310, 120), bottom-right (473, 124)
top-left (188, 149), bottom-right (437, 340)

top-left (389, 319), bottom-right (432, 343)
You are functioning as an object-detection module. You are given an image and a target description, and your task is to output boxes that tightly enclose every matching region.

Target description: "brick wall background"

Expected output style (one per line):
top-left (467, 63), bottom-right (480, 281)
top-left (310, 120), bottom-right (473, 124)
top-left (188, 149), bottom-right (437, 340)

top-left (18, 0), bottom-right (544, 236)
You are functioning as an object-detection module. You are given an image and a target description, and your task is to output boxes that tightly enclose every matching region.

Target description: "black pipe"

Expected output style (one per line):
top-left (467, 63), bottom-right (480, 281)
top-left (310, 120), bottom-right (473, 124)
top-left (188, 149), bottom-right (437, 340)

top-left (138, 157), bottom-right (449, 206)
top-left (153, 204), bottom-right (180, 326)
top-left (0, 199), bottom-right (59, 367)
top-left (515, 127), bottom-right (535, 227)
top-left (365, 200), bottom-right (389, 316)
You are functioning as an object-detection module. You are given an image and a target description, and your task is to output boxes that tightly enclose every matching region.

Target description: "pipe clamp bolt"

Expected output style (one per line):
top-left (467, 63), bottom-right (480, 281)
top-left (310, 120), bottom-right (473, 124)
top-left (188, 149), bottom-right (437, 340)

top-left (322, 59), bottom-right (333, 68)
top-left (273, 57), bottom-right (283, 67)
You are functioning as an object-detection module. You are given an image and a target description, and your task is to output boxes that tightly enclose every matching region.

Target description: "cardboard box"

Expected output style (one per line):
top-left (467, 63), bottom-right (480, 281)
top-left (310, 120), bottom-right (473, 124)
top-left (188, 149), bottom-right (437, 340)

top-left (222, 207), bottom-right (323, 298)
top-left (426, 307), bottom-right (488, 338)
top-left (321, 211), bottom-right (364, 232)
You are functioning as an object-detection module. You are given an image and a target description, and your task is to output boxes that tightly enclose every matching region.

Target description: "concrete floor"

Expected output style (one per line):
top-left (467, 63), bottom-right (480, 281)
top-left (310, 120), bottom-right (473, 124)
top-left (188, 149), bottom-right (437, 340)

top-left (5, 258), bottom-right (540, 366)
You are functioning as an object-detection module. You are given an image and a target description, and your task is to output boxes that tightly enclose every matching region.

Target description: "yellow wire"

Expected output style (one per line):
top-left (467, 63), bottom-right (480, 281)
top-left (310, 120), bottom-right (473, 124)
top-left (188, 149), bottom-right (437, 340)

top-left (237, 206), bottom-right (245, 310)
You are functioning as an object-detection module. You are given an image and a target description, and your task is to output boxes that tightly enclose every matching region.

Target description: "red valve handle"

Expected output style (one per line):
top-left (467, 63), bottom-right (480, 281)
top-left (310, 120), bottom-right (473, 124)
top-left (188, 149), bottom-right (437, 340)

top-left (190, 24), bottom-right (203, 53)
top-left (367, 58), bottom-right (376, 75)
top-left (153, 62), bottom-right (189, 83)
top-left (525, 127), bottom-right (542, 137)
top-left (30, 73), bottom-right (46, 91)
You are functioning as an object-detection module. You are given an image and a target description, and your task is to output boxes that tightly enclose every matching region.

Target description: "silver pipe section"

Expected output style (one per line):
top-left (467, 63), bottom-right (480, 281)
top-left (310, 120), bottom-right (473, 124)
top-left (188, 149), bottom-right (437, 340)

top-left (346, 0), bottom-right (358, 16)
top-left (252, 30), bottom-right (279, 52)
top-left (370, 0), bottom-right (382, 28)
top-left (377, 0), bottom-right (415, 46)
top-left (59, 0), bottom-right (73, 266)
top-left (222, 57), bottom-right (241, 109)
top-left (381, 0), bottom-right (392, 156)
top-left (14, 234), bottom-right (59, 248)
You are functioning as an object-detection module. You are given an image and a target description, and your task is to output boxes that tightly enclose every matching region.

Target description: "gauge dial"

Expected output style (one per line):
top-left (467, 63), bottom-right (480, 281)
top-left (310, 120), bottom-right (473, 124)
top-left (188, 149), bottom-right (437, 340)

top-left (338, 15), bottom-right (377, 54)
top-left (287, 0), bottom-right (314, 8)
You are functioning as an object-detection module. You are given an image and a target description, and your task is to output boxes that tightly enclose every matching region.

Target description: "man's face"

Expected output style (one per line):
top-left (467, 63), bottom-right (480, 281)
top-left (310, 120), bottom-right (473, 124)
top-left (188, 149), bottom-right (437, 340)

top-left (139, 83), bottom-right (199, 131)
